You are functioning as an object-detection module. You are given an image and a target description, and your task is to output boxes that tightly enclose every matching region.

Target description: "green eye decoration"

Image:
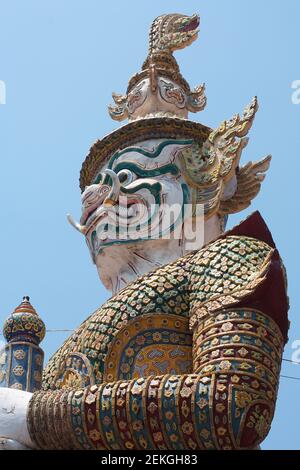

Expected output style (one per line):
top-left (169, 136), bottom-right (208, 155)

top-left (117, 169), bottom-right (134, 185)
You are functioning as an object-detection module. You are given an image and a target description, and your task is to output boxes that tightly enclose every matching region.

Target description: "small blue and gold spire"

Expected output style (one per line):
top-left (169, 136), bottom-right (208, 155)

top-left (0, 296), bottom-right (46, 392)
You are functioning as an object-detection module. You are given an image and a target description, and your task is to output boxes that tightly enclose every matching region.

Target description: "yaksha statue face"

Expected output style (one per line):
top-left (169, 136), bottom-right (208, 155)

top-left (68, 13), bottom-right (271, 293)
top-left (80, 139), bottom-right (195, 251)
top-left (70, 134), bottom-right (209, 292)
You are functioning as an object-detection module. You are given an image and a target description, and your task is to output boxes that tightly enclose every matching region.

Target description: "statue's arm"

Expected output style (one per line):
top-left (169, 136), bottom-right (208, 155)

top-left (26, 236), bottom-right (288, 450)
top-left (0, 388), bottom-right (35, 449)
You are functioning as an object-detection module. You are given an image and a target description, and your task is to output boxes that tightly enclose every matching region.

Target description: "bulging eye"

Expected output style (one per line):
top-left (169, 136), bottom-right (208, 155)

top-left (117, 169), bottom-right (135, 185)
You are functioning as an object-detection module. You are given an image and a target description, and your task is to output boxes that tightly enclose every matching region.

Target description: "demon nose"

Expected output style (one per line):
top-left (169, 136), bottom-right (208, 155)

top-left (102, 169), bottom-right (121, 206)
top-left (82, 182), bottom-right (110, 210)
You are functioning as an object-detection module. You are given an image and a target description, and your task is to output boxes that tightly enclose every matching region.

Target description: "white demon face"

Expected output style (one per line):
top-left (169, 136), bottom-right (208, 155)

top-left (69, 127), bottom-right (247, 291)
top-left (79, 139), bottom-right (194, 262)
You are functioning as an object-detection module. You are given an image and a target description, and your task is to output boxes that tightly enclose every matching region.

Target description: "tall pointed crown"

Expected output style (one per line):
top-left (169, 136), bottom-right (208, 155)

top-left (80, 12), bottom-right (270, 217)
top-left (129, 13), bottom-right (200, 93)
top-left (108, 13), bottom-right (207, 121)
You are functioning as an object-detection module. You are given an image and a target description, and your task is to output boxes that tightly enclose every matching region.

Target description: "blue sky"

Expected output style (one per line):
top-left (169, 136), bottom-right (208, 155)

top-left (0, 0), bottom-right (299, 450)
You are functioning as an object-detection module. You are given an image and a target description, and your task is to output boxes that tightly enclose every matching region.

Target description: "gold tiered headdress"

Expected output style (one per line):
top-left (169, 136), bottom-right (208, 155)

top-left (80, 13), bottom-right (271, 219)
top-left (108, 14), bottom-right (207, 121)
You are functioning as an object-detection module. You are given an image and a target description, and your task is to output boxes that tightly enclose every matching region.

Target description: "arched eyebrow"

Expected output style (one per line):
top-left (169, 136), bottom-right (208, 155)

top-left (113, 161), bottom-right (180, 178)
top-left (93, 139), bottom-right (193, 185)
top-left (107, 139), bottom-right (193, 170)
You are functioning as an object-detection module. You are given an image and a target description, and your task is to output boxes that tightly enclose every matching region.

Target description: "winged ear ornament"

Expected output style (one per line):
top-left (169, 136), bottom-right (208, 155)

top-left (219, 155), bottom-right (271, 216)
top-left (209, 96), bottom-right (259, 181)
top-left (205, 96), bottom-right (271, 216)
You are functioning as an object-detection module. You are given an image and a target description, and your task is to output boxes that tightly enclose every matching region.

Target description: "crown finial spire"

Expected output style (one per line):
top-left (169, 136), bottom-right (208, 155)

top-left (108, 13), bottom-right (207, 122)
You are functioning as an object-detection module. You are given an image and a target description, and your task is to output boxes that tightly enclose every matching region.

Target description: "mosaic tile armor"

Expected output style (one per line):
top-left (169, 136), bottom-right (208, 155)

top-left (27, 214), bottom-right (289, 450)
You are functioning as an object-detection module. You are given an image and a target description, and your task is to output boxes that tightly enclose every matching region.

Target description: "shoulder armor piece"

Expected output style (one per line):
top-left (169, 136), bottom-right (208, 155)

top-left (189, 234), bottom-right (274, 326)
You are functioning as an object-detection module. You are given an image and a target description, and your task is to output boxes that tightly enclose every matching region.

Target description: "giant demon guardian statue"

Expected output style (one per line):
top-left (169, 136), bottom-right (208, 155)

top-left (0, 13), bottom-right (289, 450)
